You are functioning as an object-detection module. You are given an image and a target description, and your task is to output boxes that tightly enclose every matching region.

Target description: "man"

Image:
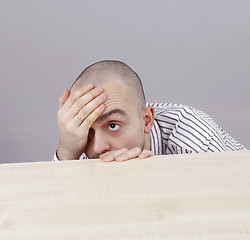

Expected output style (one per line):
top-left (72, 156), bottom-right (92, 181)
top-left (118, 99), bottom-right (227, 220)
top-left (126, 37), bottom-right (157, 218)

top-left (54, 60), bottom-right (246, 162)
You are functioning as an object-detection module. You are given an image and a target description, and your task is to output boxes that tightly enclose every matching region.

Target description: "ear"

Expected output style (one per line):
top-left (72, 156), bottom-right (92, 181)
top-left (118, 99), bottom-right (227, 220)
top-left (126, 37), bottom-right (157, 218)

top-left (142, 106), bottom-right (154, 134)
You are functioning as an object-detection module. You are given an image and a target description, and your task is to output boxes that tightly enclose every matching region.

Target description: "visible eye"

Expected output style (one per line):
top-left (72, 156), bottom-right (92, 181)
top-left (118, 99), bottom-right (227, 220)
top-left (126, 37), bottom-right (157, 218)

top-left (108, 123), bottom-right (120, 131)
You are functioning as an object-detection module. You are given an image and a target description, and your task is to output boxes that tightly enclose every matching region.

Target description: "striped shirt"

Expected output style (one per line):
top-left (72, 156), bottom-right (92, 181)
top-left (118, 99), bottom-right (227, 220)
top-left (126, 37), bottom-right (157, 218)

top-left (53, 103), bottom-right (246, 161)
top-left (148, 103), bottom-right (246, 155)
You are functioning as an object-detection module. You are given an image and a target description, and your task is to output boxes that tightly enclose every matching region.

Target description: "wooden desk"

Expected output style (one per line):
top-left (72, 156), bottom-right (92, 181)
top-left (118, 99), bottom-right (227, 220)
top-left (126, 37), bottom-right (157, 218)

top-left (0, 151), bottom-right (250, 239)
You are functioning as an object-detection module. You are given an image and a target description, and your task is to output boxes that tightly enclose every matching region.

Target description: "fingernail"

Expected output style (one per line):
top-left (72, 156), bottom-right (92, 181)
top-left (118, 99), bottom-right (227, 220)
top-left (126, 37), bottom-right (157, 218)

top-left (96, 87), bottom-right (103, 93)
top-left (86, 84), bottom-right (94, 91)
top-left (100, 93), bottom-right (106, 100)
top-left (101, 155), bottom-right (113, 162)
top-left (98, 104), bottom-right (105, 110)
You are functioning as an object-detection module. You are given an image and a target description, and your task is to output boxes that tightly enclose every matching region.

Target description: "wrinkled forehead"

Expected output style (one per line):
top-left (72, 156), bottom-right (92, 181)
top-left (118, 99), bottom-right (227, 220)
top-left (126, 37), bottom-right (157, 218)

top-left (102, 81), bottom-right (137, 118)
top-left (100, 79), bottom-right (135, 113)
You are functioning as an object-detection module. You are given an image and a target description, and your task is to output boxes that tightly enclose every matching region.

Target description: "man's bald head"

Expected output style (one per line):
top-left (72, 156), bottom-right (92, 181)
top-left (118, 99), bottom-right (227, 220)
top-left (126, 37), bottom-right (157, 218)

top-left (71, 60), bottom-right (146, 111)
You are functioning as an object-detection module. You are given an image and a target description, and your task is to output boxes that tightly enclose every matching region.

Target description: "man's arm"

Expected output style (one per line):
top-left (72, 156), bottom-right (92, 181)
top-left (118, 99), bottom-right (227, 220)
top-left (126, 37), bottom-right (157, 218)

top-left (56, 85), bottom-right (106, 160)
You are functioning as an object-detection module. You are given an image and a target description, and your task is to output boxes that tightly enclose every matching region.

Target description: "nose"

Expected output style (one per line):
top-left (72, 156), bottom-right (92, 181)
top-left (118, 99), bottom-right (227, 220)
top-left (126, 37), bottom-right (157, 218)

top-left (92, 131), bottom-right (110, 156)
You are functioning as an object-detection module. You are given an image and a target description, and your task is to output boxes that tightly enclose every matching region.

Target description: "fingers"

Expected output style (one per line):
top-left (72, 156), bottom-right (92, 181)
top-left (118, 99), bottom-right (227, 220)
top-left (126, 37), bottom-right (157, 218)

top-left (100, 147), bottom-right (154, 162)
top-left (58, 85), bottom-right (106, 128)
top-left (75, 92), bottom-right (106, 126)
top-left (78, 103), bottom-right (105, 130)
top-left (62, 84), bottom-right (95, 110)
top-left (71, 87), bottom-right (104, 115)
top-left (58, 89), bottom-right (71, 108)
top-left (62, 86), bottom-right (106, 121)
top-left (56, 84), bottom-right (107, 160)
top-left (115, 147), bottom-right (142, 162)
top-left (100, 148), bottom-right (128, 162)
top-left (138, 150), bottom-right (154, 159)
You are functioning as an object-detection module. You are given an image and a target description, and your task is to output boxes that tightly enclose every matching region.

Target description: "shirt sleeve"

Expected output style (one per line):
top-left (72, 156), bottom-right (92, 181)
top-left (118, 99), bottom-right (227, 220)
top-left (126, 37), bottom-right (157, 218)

top-left (52, 152), bottom-right (88, 161)
top-left (164, 106), bottom-right (246, 153)
top-left (52, 152), bottom-right (59, 161)
top-left (207, 126), bottom-right (246, 152)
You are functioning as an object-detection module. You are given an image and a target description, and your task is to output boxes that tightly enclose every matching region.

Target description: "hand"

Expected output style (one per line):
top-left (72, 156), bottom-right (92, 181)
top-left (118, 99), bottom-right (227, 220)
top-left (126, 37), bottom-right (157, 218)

top-left (100, 147), bottom-right (154, 162)
top-left (56, 84), bottom-right (106, 160)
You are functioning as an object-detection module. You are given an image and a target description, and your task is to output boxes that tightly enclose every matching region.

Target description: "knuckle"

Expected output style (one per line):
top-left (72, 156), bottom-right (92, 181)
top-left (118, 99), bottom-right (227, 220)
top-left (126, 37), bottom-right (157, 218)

top-left (64, 124), bottom-right (71, 132)
top-left (74, 99), bottom-right (83, 109)
top-left (57, 109), bottom-right (64, 120)
top-left (64, 122), bottom-right (74, 133)
top-left (61, 117), bottom-right (68, 126)
top-left (71, 95), bottom-right (77, 103)
top-left (59, 114), bottom-right (69, 126)
top-left (57, 108), bottom-right (66, 118)
top-left (69, 91), bottom-right (78, 102)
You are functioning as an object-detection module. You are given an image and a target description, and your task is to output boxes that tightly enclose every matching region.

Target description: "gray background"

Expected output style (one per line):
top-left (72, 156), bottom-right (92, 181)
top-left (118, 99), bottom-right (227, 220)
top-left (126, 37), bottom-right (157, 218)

top-left (0, 0), bottom-right (249, 164)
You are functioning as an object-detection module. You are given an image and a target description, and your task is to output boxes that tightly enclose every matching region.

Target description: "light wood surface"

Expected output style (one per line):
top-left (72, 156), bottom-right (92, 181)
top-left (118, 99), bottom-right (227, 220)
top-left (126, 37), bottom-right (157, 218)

top-left (0, 151), bottom-right (250, 239)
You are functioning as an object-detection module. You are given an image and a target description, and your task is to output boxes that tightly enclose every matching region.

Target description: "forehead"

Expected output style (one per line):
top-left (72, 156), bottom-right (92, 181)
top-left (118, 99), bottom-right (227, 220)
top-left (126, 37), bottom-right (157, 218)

top-left (102, 79), bottom-right (129, 98)
top-left (101, 79), bottom-right (134, 113)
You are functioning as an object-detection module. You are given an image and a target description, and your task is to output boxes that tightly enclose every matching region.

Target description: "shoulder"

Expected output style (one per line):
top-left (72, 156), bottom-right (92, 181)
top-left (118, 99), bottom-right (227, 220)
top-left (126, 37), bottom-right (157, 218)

top-left (147, 103), bottom-right (215, 129)
top-left (148, 103), bottom-right (219, 150)
top-left (147, 102), bottom-right (189, 121)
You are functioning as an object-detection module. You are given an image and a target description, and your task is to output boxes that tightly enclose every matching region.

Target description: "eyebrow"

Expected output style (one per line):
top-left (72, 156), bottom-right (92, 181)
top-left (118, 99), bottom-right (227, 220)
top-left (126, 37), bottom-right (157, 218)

top-left (97, 109), bottom-right (127, 122)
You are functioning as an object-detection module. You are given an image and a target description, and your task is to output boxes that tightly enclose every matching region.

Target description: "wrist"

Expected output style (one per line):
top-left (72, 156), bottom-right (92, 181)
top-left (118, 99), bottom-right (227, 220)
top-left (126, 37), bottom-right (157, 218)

top-left (57, 146), bottom-right (82, 160)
